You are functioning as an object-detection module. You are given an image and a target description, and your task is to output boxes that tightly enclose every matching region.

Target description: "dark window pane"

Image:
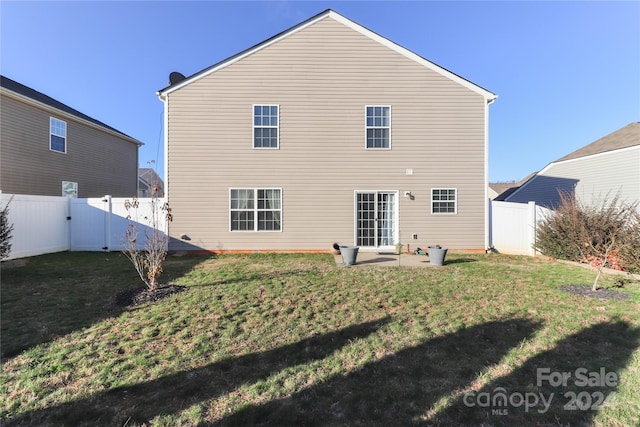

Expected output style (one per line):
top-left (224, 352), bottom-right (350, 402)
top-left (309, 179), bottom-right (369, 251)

top-left (51, 135), bottom-right (65, 152)
top-left (231, 211), bottom-right (254, 231)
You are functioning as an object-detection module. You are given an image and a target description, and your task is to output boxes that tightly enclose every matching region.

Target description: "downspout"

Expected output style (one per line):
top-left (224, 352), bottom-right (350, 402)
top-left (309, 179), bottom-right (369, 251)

top-left (484, 95), bottom-right (497, 252)
top-left (157, 91), bottom-right (169, 200)
top-left (157, 89), bottom-right (171, 250)
top-left (135, 138), bottom-right (140, 197)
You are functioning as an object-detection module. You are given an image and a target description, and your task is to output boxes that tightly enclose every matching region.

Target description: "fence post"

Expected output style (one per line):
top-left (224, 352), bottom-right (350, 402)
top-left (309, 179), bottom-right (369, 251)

top-left (487, 198), bottom-right (493, 250)
top-left (528, 201), bottom-right (536, 256)
top-left (66, 195), bottom-right (72, 251)
top-left (103, 195), bottom-right (112, 251)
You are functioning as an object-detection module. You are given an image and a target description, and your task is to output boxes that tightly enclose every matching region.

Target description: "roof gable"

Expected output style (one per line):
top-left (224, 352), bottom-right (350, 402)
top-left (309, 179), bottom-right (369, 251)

top-left (158, 9), bottom-right (496, 102)
top-left (1, 75), bottom-right (142, 145)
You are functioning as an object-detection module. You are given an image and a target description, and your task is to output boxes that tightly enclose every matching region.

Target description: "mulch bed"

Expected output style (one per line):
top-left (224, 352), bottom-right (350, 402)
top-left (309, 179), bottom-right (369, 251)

top-left (0, 259), bottom-right (27, 269)
top-left (115, 284), bottom-right (188, 307)
top-left (558, 284), bottom-right (631, 301)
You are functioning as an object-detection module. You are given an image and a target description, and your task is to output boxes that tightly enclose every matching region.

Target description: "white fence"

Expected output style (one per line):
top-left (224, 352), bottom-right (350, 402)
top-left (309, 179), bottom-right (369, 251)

top-left (1, 194), bottom-right (70, 260)
top-left (2, 193), bottom-right (548, 260)
top-left (490, 200), bottom-right (552, 256)
top-left (1, 193), bottom-right (167, 261)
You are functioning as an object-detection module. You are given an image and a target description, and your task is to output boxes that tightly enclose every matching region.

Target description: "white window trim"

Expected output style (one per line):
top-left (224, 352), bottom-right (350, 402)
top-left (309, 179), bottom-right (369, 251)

top-left (229, 187), bottom-right (283, 232)
top-left (431, 188), bottom-right (458, 215)
top-left (252, 104), bottom-right (280, 149)
top-left (364, 105), bottom-right (391, 150)
top-left (49, 117), bottom-right (67, 154)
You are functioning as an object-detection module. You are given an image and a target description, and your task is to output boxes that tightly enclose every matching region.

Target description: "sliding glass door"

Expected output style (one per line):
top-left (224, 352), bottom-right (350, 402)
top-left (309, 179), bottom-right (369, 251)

top-left (356, 191), bottom-right (397, 248)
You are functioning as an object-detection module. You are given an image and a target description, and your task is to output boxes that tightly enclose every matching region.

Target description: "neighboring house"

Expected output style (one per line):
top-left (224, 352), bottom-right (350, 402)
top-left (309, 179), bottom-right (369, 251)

top-left (503, 123), bottom-right (639, 208)
top-left (491, 172), bottom-right (537, 201)
top-left (0, 75), bottom-right (141, 198)
top-left (138, 168), bottom-right (164, 197)
top-left (157, 9), bottom-right (497, 253)
top-left (489, 182), bottom-right (517, 200)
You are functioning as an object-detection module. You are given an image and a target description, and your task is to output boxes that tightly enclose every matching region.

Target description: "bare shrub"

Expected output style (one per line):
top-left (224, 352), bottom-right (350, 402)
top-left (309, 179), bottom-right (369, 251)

top-left (122, 186), bottom-right (173, 291)
top-left (618, 208), bottom-right (640, 274)
top-left (535, 191), bottom-right (640, 290)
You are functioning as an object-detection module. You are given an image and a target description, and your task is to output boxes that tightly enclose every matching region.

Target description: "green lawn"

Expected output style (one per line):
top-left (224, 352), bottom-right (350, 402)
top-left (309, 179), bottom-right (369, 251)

top-left (1, 252), bottom-right (639, 426)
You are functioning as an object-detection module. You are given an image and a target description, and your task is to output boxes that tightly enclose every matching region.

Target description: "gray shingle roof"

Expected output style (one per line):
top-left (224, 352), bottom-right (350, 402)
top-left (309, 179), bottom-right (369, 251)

top-left (492, 172), bottom-right (538, 201)
top-left (556, 122), bottom-right (639, 162)
top-left (1, 75), bottom-right (141, 144)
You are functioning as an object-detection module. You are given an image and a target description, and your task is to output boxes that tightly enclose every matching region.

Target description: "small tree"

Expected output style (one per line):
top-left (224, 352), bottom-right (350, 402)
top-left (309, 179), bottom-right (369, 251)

top-left (0, 196), bottom-right (14, 260)
top-left (535, 191), bottom-right (639, 291)
top-left (122, 184), bottom-right (172, 291)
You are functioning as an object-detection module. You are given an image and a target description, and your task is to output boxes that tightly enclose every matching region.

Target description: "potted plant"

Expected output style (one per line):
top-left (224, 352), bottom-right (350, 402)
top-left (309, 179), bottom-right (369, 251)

top-left (427, 245), bottom-right (448, 266)
top-left (395, 242), bottom-right (403, 255)
top-left (332, 242), bottom-right (341, 255)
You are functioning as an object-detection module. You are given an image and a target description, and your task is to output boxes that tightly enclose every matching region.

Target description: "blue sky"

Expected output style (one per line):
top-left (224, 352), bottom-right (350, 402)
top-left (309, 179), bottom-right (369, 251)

top-left (2, 1), bottom-right (638, 183)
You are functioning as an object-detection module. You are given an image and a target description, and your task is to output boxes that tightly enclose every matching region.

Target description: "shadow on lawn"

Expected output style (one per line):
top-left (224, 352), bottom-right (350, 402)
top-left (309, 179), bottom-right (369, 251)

top-left (432, 320), bottom-right (640, 426)
top-left (214, 318), bottom-right (542, 426)
top-left (443, 257), bottom-right (478, 265)
top-left (0, 253), bottom-right (209, 359)
top-left (6, 318), bottom-right (391, 426)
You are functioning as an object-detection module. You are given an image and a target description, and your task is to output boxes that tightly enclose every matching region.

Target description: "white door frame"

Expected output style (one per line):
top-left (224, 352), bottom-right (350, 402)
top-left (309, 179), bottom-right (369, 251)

top-left (354, 190), bottom-right (399, 251)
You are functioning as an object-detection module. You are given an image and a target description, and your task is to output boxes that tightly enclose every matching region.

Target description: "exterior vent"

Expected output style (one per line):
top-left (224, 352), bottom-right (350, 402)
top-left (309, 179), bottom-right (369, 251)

top-left (169, 72), bottom-right (186, 86)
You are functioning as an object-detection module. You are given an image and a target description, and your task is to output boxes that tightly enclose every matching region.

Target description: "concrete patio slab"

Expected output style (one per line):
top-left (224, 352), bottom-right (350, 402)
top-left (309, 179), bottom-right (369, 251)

top-left (334, 251), bottom-right (441, 267)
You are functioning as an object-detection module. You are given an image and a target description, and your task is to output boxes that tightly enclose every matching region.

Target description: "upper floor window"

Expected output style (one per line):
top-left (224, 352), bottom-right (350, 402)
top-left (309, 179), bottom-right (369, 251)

top-left (431, 188), bottom-right (457, 214)
top-left (365, 106), bottom-right (391, 149)
top-left (50, 117), bottom-right (67, 153)
top-left (253, 105), bottom-right (279, 149)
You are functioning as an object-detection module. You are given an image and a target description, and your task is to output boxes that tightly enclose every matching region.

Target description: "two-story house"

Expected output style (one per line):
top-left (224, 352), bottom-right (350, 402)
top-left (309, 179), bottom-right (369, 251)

top-left (158, 9), bottom-right (497, 253)
top-left (0, 75), bottom-right (141, 198)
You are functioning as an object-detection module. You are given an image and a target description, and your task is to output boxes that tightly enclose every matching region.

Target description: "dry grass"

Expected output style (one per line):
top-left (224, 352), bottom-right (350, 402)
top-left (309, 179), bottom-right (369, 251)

top-left (1, 252), bottom-right (639, 426)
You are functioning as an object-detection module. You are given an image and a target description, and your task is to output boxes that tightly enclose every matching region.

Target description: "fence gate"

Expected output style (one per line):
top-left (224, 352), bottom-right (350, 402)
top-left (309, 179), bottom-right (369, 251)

top-left (69, 195), bottom-right (166, 252)
top-left (69, 196), bottom-right (111, 251)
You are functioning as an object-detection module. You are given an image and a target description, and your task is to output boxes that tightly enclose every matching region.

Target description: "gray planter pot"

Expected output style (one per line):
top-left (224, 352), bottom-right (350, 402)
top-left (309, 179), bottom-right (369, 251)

top-left (427, 246), bottom-right (448, 266)
top-left (340, 245), bottom-right (359, 265)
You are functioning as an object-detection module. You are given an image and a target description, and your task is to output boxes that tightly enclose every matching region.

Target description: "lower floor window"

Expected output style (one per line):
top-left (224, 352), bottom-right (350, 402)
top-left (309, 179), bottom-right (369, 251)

top-left (431, 188), bottom-right (457, 214)
top-left (230, 188), bottom-right (281, 231)
top-left (62, 181), bottom-right (78, 198)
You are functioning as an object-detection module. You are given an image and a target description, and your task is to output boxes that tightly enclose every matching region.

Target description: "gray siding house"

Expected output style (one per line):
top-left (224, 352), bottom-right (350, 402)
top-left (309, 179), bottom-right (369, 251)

top-left (138, 167), bottom-right (165, 197)
top-left (158, 9), bottom-right (497, 253)
top-left (504, 122), bottom-right (639, 208)
top-left (0, 75), bottom-right (141, 198)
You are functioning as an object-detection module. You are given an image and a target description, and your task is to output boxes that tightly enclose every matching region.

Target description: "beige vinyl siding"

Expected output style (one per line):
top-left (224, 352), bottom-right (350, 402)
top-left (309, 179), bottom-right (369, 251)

top-left (1, 94), bottom-right (138, 197)
top-left (508, 146), bottom-right (640, 208)
top-left (166, 17), bottom-right (487, 251)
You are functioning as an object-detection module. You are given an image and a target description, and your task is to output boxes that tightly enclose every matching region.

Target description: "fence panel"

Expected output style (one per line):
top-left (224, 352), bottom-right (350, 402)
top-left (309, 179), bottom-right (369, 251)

top-left (2, 194), bottom-right (167, 259)
top-left (1, 193), bottom-right (70, 260)
top-left (69, 196), bottom-right (167, 252)
top-left (109, 197), bottom-right (169, 251)
top-left (490, 200), bottom-right (551, 255)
